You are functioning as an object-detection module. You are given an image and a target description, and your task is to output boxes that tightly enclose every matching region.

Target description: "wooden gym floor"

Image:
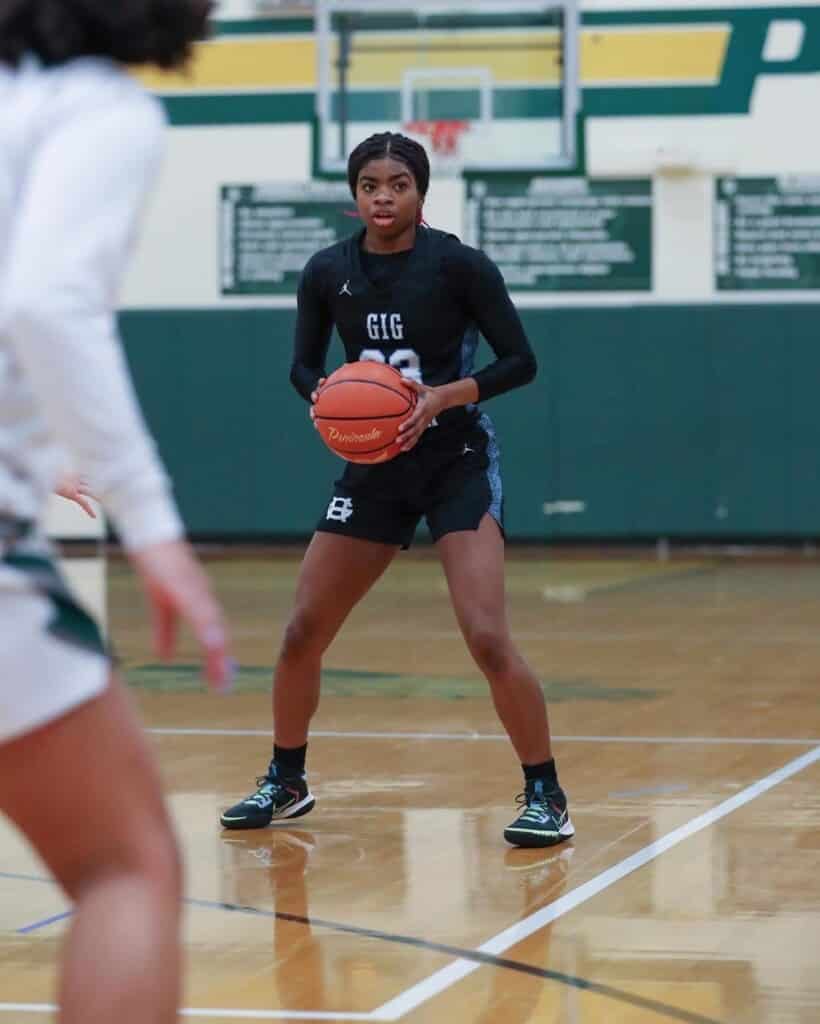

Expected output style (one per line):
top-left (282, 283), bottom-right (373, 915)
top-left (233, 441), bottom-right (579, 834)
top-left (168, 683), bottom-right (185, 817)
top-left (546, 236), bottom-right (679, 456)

top-left (1, 548), bottom-right (819, 1022)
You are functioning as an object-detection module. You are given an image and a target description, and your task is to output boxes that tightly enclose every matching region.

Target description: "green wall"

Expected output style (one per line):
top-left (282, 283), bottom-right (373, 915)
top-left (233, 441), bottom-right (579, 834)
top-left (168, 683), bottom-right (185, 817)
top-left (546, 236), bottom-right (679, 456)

top-left (121, 305), bottom-right (820, 541)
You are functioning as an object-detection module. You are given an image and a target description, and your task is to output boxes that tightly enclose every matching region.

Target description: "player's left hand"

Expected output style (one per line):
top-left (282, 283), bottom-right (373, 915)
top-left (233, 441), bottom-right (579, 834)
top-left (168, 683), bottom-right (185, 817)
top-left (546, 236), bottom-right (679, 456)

top-left (398, 380), bottom-right (446, 452)
top-left (309, 377), bottom-right (327, 431)
top-left (54, 473), bottom-right (98, 519)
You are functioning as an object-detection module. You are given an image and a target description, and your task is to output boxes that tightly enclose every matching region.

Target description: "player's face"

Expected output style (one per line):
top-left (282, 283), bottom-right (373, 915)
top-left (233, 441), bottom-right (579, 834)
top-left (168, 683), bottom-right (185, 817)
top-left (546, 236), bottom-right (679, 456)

top-left (355, 157), bottom-right (423, 244)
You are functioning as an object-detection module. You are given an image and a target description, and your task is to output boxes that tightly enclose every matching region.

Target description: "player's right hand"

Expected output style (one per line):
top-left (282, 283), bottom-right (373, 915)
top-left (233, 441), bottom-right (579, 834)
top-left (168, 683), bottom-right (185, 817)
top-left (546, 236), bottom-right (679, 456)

top-left (309, 377), bottom-right (327, 430)
top-left (54, 473), bottom-right (98, 519)
top-left (128, 540), bottom-right (234, 692)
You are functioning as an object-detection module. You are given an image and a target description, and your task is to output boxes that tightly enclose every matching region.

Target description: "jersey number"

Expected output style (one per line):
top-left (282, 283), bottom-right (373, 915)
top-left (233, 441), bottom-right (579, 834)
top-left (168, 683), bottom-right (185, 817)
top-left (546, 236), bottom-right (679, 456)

top-left (359, 348), bottom-right (437, 427)
top-left (360, 347), bottom-right (422, 385)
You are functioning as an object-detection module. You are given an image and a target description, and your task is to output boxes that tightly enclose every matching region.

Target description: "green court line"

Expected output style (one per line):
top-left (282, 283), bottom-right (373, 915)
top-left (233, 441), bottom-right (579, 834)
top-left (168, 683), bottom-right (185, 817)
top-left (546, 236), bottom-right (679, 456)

top-left (584, 563), bottom-right (718, 597)
top-left (127, 663), bottom-right (661, 702)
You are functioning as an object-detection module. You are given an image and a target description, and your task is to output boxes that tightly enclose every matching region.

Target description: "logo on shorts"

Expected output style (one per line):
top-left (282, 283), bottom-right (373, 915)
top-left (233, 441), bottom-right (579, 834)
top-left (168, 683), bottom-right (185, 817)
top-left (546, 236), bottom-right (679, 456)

top-left (462, 444), bottom-right (475, 456)
top-left (326, 497), bottom-right (355, 523)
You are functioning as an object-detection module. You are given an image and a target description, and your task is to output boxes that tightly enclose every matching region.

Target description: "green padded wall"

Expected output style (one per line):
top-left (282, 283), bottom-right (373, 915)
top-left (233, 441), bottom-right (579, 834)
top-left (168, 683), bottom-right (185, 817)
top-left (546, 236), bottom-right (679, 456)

top-left (120, 305), bottom-right (820, 540)
top-left (122, 310), bottom-right (337, 537)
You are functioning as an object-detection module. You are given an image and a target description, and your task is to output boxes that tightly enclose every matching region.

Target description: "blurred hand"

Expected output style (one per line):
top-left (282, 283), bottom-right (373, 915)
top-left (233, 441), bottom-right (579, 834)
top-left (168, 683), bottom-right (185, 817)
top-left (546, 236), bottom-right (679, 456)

top-left (129, 540), bottom-right (234, 692)
top-left (309, 377), bottom-right (327, 431)
top-left (55, 473), bottom-right (98, 519)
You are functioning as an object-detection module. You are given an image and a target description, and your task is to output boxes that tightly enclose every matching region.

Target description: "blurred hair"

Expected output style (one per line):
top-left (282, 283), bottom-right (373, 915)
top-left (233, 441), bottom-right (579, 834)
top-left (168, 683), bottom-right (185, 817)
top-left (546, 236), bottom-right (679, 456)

top-left (0, 0), bottom-right (213, 70)
top-left (347, 132), bottom-right (431, 199)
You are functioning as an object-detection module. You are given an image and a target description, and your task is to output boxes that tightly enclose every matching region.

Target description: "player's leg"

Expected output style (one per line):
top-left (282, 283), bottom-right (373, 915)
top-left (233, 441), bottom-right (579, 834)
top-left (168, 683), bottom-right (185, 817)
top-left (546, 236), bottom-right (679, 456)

top-left (0, 676), bottom-right (182, 1024)
top-left (221, 530), bottom-right (400, 829)
top-left (427, 420), bottom-right (573, 847)
top-left (0, 537), bottom-right (184, 1020)
top-left (274, 531), bottom-right (399, 747)
top-left (437, 513), bottom-right (553, 764)
top-left (437, 515), bottom-right (573, 847)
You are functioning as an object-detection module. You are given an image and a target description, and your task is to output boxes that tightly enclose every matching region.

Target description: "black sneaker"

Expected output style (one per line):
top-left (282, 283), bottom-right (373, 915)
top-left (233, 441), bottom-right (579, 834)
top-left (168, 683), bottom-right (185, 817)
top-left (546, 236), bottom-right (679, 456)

top-left (220, 762), bottom-right (315, 830)
top-left (503, 779), bottom-right (575, 848)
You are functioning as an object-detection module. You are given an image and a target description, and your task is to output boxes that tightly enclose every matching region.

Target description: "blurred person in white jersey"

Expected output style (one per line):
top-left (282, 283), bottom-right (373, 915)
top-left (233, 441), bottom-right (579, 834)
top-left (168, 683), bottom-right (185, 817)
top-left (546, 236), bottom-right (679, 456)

top-left (0, 2), bottom-right (232, 1022)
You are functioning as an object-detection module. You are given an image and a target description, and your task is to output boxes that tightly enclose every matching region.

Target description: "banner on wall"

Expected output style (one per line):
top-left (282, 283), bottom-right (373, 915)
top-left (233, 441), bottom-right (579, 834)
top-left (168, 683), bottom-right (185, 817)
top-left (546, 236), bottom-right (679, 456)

top-left (221, 183), bottom-right (355, 295)
top-left (221, 177), bottom-right (653, 295)
top-left (715, 177), bottom-right (820, 291)
top-left (465, 176), bottom-right (653, 292)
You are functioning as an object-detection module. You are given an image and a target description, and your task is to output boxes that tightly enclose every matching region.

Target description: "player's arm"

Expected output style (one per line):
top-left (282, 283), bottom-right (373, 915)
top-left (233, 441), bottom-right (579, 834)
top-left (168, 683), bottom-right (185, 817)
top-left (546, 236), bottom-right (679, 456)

top-left (2, 95), bottom-right (179, 549)
top-left (290, 259), bottom-right (334, 402)
top-left (398, 247), bottom-right (536, 451)
top-left (461, 249), bottom-right (537, 401)
top-left (1, 93), bottom-right (230, 688)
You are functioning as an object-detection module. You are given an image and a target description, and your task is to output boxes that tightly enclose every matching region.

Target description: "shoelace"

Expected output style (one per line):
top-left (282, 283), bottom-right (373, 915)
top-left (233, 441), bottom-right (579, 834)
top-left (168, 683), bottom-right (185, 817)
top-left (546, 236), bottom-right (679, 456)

top-left (246, 776), bottom-right (280, 808)
top-left (514, 790), bottom-right (563, 824)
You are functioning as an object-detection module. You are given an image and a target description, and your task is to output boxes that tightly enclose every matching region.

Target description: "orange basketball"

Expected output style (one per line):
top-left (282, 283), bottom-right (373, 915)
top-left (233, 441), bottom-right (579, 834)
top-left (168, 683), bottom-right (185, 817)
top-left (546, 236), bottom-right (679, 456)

top-left (313, 361), bottom-right (417, 464)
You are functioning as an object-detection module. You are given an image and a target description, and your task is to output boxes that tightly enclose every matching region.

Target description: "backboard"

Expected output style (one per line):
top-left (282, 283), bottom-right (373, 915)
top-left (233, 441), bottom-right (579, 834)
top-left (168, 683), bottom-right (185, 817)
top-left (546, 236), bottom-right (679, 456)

top-left (315, 0), bottom-right (581, 177)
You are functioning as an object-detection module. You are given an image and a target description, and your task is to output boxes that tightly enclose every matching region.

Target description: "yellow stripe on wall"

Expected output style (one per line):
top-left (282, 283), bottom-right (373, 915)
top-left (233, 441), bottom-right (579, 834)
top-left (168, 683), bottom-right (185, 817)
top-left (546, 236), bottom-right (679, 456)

top-left (582, 27), bottom-right (730, 84)
top-left (343, 31), bottom-right (561, 87)
top-left (134, 26), bottom-right (729, 95)
top-left (134, 36), bottom-right (316, 92)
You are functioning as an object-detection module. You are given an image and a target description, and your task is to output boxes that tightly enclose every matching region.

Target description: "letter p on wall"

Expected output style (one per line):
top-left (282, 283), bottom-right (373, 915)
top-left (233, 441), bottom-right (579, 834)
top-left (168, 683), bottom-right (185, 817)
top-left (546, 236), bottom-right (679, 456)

top-left (763, 20), bottom-right (804, 62)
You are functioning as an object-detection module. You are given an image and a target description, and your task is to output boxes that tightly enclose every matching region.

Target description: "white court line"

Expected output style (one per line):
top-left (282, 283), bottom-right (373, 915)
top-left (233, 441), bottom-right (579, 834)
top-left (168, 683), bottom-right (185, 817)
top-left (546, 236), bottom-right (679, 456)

top-left (370, 743), bottom-right (820, 1021)
top-left (7, 747), bottom-right (820, 1023)
top-left (0, 1004), bottom-right (374, 1021)
top-left (179, 1012), bottom-right (374, 1021)
top-left (149, 727), bottom-right (820, 746)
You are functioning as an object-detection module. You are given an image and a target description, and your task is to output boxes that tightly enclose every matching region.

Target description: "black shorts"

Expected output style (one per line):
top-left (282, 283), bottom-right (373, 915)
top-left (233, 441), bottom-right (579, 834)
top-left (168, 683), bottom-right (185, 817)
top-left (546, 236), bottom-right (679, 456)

top-left (316, 413), bottom-right (504, 548)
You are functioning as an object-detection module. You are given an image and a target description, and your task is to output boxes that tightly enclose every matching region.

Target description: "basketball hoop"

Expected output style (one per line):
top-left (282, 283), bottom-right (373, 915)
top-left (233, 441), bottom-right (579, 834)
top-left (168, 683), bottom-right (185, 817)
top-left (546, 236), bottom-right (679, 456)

top-left (404, 120), bottom-right (470, 177)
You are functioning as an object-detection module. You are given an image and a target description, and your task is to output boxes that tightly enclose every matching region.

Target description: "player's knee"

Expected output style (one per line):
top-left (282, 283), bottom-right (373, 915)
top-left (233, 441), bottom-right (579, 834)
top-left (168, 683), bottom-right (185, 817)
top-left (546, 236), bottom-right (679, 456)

top-left (279, 611), bottom-right (325, 663)
top-left (63, 825), bottom-right (183, 905)
top-left (464, 624), bottom-right (512, 677)
top-left (131, 828), bottom-right (183, 905)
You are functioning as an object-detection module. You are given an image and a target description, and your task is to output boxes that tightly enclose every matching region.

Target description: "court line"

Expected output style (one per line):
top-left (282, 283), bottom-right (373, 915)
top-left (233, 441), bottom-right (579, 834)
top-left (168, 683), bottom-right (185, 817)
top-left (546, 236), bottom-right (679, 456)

top-left (17, 911), bottom-right (72, 935)
top-left (371, 743), bottom-right (820, 1021)
top-left (0, 888), bottom-right (716, 1024)
top-left (0, 872), bottom-right (72, 936)
top-left (0, 1007), bottom-right (371, 1021)
top-left (583, 564), bottom-right (717, 597)
top-left (5, 889), bottom-right (722, 1022)
top-left (7, 891), bottom-right (718, 1022)
top-left (7, 741), bottom-right (818, 1019)
top-left (179, 1012), bottom-right (374, 1021)
top-left (149, 727), bottom-right (820, 746)
top-left (7, 747), bottom-right (818, 1021)
top-left (185, 901), bottom-right (719, 1024)
top-left (0, 871), bottom-right (54, 885)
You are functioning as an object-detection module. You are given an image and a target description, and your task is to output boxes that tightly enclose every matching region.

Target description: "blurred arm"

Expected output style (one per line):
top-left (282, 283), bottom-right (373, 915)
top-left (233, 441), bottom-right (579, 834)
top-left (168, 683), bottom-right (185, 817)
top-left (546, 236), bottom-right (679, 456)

top-left (1, 94), bottom-right (183, 551)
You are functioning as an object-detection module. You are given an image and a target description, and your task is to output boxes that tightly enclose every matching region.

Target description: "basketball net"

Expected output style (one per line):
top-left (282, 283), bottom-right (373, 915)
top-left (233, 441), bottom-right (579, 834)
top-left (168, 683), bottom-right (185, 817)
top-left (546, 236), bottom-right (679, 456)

top-left (404, 120), bottom-right (470, 178)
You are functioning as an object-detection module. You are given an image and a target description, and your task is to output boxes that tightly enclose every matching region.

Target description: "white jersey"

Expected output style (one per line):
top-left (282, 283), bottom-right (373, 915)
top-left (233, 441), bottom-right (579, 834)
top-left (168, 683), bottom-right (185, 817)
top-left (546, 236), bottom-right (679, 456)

top-left (0, 56), bottom-right (182, 551)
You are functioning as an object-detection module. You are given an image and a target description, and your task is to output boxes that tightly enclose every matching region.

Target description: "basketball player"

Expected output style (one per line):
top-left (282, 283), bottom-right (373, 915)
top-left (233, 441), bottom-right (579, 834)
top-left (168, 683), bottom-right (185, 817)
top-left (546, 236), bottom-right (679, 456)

top-left (222, 132), bottom-right (572, 849)
top-left (0, 3), bottom-right (232, 1023)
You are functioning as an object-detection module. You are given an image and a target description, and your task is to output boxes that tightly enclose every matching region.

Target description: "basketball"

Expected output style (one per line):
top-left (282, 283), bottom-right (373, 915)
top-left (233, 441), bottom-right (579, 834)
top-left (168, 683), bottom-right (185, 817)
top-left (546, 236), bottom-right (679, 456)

top-left (313, 361), bottom-right (417, 464)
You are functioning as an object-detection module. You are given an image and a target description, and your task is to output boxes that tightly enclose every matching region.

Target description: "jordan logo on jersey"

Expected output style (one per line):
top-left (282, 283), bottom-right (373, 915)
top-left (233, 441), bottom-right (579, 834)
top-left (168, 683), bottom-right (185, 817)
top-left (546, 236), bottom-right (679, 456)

top-left (339, 280), bottom-right (352, 297)
top-left (366, 312), bottom-right (404, 342)
top-left (326, 497), bottom-right (354, 523)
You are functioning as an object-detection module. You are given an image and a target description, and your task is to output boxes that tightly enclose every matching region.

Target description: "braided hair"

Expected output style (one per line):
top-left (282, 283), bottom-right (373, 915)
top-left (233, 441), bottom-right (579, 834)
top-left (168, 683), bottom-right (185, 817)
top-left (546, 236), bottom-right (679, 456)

top-left (347, 132), bottom-right (431, 200)
top-left (0, 0), bottom-right (213, 69)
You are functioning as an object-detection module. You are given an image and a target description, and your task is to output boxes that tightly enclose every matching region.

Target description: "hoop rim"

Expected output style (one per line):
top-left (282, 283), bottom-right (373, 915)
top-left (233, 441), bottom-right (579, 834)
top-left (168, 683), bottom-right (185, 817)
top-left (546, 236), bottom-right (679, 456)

top-left (404, 118), bottom-right (471, 158)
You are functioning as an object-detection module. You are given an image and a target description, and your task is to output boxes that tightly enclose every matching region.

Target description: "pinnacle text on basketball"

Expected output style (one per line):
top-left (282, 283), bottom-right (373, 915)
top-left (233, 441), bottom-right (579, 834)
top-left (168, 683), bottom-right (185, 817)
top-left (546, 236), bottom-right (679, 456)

top-left (327, 426), bottom-right (383, 444)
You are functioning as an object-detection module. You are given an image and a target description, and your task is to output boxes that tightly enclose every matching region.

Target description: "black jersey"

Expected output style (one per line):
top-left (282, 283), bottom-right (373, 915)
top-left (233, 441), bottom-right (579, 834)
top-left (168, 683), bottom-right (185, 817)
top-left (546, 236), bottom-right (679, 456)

top-left (290, 226), bottom-right (536, 435)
